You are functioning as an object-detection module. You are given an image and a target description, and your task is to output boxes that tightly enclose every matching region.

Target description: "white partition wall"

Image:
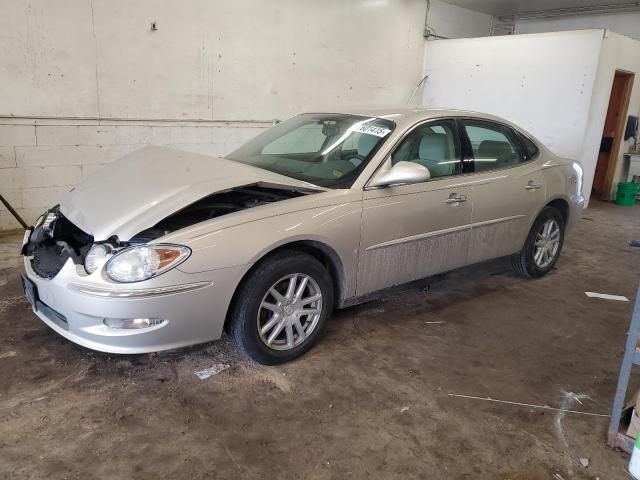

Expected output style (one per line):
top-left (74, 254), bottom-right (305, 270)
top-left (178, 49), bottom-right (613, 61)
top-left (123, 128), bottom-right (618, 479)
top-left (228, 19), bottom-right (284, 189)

top-left (422, 30), bottom-right (604, 203)
top-left (422, 29), bottom-right (640, 204)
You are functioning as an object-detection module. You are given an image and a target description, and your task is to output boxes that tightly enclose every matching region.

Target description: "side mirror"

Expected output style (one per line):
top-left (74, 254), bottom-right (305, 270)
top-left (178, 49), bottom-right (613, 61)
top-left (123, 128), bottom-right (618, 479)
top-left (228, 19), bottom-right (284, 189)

top-left (368, 161), bottom-right (431, 188)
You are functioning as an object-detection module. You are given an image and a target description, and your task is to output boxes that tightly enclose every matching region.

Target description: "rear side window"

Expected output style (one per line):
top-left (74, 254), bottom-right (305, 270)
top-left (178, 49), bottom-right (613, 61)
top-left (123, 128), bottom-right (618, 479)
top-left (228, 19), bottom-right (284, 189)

top-left (518, 133), bottom-right (539, 159)
top-left (462, 120), bottom-right (525, 173)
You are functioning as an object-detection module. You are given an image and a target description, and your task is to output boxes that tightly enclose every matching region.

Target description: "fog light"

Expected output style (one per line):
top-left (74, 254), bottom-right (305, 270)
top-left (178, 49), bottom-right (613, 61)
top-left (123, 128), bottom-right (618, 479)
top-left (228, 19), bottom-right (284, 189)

top-left (103, 317), bottom-right (166, 329)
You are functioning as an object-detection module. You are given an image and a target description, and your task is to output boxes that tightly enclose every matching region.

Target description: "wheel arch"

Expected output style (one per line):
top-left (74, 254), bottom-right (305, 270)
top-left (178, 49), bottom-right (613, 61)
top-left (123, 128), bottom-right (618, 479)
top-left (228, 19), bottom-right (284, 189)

top-left (542, 196), bottom-right (570, 225)
top-left (223, 239), bottom-right (347, 332)
top-left (518, 196), bottom-right (570, 253)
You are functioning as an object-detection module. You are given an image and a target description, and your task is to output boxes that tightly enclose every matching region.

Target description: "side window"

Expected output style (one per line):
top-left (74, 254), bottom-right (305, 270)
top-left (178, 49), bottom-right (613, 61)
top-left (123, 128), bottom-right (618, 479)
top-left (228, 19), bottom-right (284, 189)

top-left (390, 120), bottom-right (462, 179)
top-left (462, 121), bottom-right (525, 172)
top-left (518, 132), bottom-right (539, 159)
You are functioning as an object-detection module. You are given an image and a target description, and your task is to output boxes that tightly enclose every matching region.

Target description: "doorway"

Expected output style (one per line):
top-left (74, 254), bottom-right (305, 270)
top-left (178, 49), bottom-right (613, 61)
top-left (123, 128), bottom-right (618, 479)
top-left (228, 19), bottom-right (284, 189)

top-left (592, 70), bottom-right (635, 199)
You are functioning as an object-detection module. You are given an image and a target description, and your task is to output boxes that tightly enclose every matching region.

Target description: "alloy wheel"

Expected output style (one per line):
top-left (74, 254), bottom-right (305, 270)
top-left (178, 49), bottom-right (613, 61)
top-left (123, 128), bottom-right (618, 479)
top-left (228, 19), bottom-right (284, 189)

top-left (257, 274), bottom-right (323, 351)
top-left (533, 219), bottom-right (561, 269)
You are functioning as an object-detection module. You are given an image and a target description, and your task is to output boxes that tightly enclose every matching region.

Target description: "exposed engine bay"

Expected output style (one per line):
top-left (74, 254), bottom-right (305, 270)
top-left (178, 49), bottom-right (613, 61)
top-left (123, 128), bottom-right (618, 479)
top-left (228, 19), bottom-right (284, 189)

top-left (129, 185), bottom-right (305, 243)
top-left (23, 208), bottom-right (94, 278)
top-left (23, 185), bottom-right (306, 278)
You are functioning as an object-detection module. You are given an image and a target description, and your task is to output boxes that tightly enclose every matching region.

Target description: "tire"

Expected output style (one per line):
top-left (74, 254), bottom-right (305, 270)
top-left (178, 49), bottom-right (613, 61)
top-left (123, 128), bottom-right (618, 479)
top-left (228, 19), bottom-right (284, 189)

top-left (511, 206), bottom-right (565, 278)
top-left (229, 249), bottom-right (334, 365)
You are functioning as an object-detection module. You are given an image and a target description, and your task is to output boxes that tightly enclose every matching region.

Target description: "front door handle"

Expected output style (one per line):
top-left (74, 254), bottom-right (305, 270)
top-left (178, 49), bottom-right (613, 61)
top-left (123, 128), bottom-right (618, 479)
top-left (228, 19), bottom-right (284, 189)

top-left (525, 181), bottom-right (543, 191)
top-left (445, 193), bottom-right (468, 204)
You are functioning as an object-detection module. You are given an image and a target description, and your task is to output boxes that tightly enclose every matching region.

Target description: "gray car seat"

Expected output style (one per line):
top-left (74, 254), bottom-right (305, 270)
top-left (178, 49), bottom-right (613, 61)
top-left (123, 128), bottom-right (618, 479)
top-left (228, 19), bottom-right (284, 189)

top-left (477, 140), bottom-right (514, 167)
top-left (417, 133), bottom-right (453, 177)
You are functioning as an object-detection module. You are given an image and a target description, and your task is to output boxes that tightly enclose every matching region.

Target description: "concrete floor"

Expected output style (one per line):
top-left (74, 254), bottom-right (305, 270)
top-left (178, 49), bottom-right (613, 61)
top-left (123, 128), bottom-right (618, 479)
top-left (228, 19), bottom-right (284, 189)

top-left (0, 200), bottom-right (639, 479)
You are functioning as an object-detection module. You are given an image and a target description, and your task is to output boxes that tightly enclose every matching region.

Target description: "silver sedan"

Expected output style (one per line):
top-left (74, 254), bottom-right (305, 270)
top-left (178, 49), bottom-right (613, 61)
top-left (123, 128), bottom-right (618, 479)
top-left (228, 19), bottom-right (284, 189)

top-left (21, 108), bottom-right (585, 364)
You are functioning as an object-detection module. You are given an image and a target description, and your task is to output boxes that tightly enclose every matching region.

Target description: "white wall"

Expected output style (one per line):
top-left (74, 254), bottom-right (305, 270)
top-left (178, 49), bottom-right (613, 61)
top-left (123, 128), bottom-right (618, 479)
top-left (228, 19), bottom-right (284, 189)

top-left (422, 30), bottom-right (603, 184)
top-left (0, 0), bottom-right (429, 231)
top-left (516, 12), bottom-right (640, 41)
top-left (425, 0), bottom-right (493, 39)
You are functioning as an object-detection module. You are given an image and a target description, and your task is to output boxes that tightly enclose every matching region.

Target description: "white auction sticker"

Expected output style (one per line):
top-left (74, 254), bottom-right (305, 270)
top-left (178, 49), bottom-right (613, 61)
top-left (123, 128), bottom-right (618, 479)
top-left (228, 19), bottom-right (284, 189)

top-left (353, 124), bottom-right (391, 137)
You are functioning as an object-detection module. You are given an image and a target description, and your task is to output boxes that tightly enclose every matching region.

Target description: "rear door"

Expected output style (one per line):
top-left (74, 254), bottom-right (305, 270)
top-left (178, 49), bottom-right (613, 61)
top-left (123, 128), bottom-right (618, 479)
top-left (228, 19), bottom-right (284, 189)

top-left (458, 119), bottom-right (546, 264)
top-left (356, 119), bottom-right (473, 296)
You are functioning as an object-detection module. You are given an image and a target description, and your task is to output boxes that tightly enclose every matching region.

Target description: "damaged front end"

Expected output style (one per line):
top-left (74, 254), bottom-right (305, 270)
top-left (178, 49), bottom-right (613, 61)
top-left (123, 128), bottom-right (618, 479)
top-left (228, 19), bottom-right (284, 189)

top-left (23, 207), bottom-right (94, 279)
top-left (23, 184), bottom-right (307, 280)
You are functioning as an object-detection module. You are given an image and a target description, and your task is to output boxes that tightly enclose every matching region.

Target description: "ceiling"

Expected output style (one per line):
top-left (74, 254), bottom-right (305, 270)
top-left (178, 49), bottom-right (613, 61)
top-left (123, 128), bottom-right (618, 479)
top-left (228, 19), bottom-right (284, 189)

top-left (441, 0), bottom-right (640, 17)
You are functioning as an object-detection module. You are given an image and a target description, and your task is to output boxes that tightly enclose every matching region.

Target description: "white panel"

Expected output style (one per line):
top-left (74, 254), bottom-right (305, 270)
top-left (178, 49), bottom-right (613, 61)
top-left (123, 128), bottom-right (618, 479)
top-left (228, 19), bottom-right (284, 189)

top-left (421, 29), bottom-right (640, 204)
top-left (422, 30), bottom-right (603, 161)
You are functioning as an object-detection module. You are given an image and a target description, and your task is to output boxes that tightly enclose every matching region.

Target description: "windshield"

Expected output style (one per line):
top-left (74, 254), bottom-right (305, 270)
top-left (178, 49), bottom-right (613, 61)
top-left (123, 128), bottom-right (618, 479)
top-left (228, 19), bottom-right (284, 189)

top-left (226, 114), bottom-right (395, 188)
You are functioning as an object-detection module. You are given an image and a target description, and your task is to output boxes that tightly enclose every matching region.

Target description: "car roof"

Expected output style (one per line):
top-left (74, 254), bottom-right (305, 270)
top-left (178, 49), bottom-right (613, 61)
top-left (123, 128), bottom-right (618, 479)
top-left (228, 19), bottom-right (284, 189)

top-left (305, 107), bottom-right (520, 131)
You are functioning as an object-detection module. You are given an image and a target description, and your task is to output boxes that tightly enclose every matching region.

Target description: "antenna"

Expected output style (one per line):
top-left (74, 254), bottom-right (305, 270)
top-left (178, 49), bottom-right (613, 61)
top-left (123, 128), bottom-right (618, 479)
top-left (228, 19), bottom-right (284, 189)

top-left (407, 74), bottom-right (429, 106)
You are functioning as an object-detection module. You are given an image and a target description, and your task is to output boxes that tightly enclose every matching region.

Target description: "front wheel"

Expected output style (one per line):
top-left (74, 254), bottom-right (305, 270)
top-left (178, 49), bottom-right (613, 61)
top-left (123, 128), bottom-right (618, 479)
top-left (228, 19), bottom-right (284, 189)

top-left (512, 206), bottom-right (565, 278)
top-left (229, 250), bottom-right (334, 365)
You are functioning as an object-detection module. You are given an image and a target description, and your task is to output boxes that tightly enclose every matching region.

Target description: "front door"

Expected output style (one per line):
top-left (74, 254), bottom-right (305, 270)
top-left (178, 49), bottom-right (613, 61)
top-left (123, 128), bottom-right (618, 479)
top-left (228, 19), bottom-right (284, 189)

top-left (356, 119), bottom-right (473, 296)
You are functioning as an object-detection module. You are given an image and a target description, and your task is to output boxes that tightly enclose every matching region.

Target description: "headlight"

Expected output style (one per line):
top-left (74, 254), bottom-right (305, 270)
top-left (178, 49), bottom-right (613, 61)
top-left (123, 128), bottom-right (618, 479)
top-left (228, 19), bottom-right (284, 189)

top-left (84, 244), bottom-right (110, 274)
top-left (105, 244), bottom-right (191, 283)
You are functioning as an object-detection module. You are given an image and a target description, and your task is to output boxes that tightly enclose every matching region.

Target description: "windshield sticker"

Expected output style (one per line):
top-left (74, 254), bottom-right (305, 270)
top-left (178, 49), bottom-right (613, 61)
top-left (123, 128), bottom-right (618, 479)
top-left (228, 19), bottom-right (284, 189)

top-left (353, 124), bottom-right (391, 138)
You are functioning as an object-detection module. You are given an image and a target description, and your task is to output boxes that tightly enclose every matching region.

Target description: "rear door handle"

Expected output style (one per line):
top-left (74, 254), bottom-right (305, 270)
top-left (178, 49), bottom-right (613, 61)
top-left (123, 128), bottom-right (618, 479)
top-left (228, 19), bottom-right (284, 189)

top-left (525, 181), bottom-right (543, 191)
top-left (445, 193), bottom-right (468, 204)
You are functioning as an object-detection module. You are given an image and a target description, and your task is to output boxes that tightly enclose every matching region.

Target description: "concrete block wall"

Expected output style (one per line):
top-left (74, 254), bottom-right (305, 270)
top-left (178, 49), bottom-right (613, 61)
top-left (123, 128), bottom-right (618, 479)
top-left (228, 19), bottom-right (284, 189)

top-left (0, 120), bottom-right (268, 231)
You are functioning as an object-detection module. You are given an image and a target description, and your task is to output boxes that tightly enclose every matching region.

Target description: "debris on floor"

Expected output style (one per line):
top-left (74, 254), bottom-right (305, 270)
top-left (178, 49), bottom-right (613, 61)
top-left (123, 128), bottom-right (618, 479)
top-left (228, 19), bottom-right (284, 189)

top-left (0, 295), bottom-right (26, 314)
top-left (425, 321), bottom-right (446, 325)
top-left (584, 291), bottom-right (629, 302)
top-left (0, 350), bottom-right (17, 359)
top-left (400, 406), bottom-right (409, 413)
top-left (194, 364), bottom-right (230, 380)
top-left (579, 457), bottom-right (589, 468)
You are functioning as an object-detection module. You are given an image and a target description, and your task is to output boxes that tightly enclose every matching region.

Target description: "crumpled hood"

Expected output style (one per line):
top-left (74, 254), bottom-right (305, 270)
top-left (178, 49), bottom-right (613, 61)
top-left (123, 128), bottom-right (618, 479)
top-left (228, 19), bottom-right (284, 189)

top-left (59, 146), bottom-right (323, 241)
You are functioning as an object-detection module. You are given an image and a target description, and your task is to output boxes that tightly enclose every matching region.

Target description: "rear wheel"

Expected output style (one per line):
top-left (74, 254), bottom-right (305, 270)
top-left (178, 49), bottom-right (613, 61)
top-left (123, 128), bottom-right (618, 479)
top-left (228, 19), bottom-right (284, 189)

top-left (512, 206), bottom-right (565, 278)
top-left (229, 250), bottom-right (333, 365)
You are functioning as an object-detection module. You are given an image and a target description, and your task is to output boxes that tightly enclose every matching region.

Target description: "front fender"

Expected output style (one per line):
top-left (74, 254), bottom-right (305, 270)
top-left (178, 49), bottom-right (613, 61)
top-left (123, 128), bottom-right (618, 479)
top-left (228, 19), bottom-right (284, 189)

top-left (167, 200), bottom-right (364, 299)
